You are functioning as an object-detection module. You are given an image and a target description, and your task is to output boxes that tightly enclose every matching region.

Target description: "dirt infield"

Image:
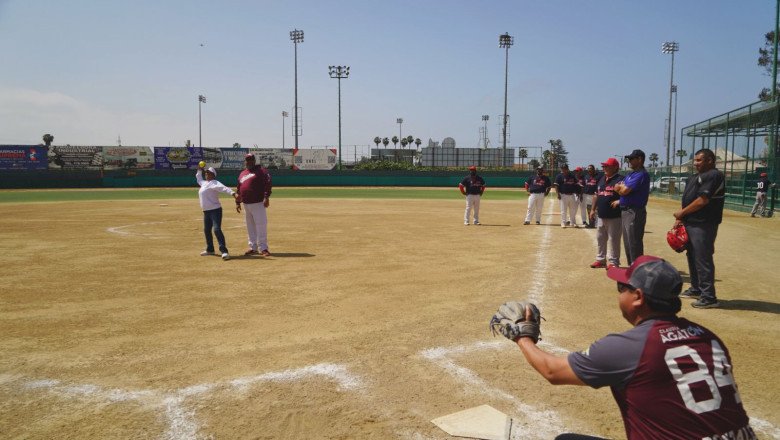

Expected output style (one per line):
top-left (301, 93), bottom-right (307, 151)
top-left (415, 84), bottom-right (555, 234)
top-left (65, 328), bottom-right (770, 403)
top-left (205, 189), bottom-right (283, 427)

top-left (1, 191), bottom-right (778, 439)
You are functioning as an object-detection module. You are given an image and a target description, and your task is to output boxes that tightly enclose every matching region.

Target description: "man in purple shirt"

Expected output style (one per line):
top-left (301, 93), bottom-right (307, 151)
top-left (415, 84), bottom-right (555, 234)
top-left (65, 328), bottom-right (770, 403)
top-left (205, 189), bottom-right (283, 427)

top-left (500, 256), bottom-right (754, 440)
top-left (614, 149), bottom-right (651, 266)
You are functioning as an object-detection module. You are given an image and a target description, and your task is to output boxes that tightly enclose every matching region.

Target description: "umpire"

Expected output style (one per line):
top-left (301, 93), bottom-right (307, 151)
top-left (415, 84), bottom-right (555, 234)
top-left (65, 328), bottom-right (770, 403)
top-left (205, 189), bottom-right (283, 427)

top-left (614, 149), bottom-right (651, 266)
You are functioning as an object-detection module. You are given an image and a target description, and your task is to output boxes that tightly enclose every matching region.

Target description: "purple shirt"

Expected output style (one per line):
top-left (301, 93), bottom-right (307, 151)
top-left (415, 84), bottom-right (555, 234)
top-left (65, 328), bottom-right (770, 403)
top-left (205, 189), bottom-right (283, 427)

top-left (619, 168), bottom-right (650, 208)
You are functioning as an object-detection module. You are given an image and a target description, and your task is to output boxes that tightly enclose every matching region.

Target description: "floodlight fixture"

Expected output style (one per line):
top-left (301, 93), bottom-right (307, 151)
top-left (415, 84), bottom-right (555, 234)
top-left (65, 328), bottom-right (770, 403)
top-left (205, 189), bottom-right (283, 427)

top-left (499, 32), bottom-right (514, 166)
top-left (329, 65), bottom-right (350, 170)
top-left (198, 95), bottom-right (207, 148)
top-left (662, 41), bottom-right (679, 169)
top-left (291, 29), bottom-right (304, 150)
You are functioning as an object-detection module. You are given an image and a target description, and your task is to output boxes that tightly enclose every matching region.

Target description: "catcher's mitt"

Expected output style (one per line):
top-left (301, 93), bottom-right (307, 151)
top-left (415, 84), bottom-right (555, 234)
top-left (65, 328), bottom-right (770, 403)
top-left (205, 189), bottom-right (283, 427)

top-left (489, 301), bottom-right (542, 343)
top-left (667, 223), bottom-right (688, 253)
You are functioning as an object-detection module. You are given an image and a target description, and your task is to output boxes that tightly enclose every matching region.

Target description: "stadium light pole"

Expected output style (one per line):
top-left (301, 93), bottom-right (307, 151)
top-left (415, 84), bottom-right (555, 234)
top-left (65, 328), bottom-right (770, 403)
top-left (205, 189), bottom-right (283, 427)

top-left (499, 32), bottom-right (514, 167)
top-left (198, 95), bottom-right (207, 148)
top-left (290, 29), bottom-right (304, 150)
top-left (282, 111), bottom-right (288, 149)
top-left (671, 84), bottom-right (679, 168)
top-left (662, 41), bottom-right (679, 171)
top-left (482, 115), bottom-right (489, 149)
top-left (397, 118), bottom-right (403, 143)
top-left (329, 65), bottom-right (350, 170)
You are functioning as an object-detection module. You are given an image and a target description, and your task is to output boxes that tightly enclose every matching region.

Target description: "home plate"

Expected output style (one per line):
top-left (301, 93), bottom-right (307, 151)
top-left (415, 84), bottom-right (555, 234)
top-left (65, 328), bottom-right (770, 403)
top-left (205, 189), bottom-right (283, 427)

top-left (432, 404), bottom-right (514, 440)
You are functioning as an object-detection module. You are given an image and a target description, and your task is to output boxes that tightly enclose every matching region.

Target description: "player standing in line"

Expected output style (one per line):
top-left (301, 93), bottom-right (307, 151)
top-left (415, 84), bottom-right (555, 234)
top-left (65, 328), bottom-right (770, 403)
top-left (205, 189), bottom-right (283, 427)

top-left (236, 153), bottom-right (273, 256)
top-left (523, 166), bottom-right (551, 225)
top-left (573, 166), bottom-right (588, 227)
top-left (196, 165), bottom-right (241, 260)
top-left (613, 149), bottom-right (651, 266)
top-left (674, 149), bottom-right (725, 309)
top-left (459, 166), bottom-right (486, 225)
top-left (589, 158), bottom-right (623, 269)
top-left (553, 164), bottom-right (579, 228)
top-left (750, 172), bottom-right (774, 217)
top-left (583, 164), bottom-right (600, 228)
top-left (493, 256), bottom-right (755, 440)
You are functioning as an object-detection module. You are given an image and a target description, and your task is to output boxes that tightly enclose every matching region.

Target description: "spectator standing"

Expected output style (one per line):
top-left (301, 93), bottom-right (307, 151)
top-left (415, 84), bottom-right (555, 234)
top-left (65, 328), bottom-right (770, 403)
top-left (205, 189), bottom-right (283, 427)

top-left (614, 149), bottom-right (651, 265)
top-left (236, 153), bottom-right (273, 256)
top-left (750, 172), bottom-right (774, 217)
top-left (589, 158), bottom-right (623, 269)
top-left (574, 166), bottom-right (588, 227)
top-left (674, 149), bottom-right (726, 309)
top-left (583, 164), bottom-right (600, 228)
top-left (459, 166), bottom-right (486, 225)
top-left (523, 166), bottom-right (551, 225)
top-left (554, 164), bottom-right (579, 228)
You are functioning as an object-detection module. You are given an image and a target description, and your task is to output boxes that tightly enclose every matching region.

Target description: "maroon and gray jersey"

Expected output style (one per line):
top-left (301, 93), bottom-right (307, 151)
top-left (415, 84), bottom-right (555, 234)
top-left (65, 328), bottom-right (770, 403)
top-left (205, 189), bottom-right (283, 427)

top-left (568, 317), bottom-right (753, 440)
top-left (237, 166), bottom-right (272, 204)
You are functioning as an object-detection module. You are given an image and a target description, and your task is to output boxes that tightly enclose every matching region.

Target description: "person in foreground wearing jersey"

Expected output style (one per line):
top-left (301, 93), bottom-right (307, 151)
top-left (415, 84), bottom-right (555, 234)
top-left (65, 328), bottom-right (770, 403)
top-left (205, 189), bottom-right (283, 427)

top-left (512, 256), bottom-right (754, 440)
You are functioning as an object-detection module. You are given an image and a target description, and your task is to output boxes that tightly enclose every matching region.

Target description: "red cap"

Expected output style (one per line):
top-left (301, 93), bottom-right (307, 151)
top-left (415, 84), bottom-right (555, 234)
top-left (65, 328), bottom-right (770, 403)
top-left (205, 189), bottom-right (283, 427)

top-left (245, 153), bottom-right (255, 160)
top-left (601, 157), bottom-right (619, 167)
top-left (760, 172), bottom-right (768, 177)
top-left (468, 166), bottom-right (477, 171)
top-left (575, 166), bottom-right (583, 171)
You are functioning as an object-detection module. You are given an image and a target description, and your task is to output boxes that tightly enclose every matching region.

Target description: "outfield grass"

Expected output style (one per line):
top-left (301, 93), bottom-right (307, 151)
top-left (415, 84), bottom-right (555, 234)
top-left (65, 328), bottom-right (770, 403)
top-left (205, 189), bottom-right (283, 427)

top-left (0, 187), bottom-right (527, 203)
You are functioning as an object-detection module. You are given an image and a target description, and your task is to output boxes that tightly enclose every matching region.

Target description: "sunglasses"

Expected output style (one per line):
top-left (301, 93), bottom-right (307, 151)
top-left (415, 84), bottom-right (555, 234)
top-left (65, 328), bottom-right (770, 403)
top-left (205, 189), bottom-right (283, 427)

top-left (617, 282), bottom-right (635, 293)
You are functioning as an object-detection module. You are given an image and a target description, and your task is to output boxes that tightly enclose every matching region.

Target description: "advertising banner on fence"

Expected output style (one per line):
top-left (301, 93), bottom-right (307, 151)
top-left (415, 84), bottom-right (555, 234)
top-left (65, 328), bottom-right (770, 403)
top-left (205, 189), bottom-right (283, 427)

top-left (248, 149), bottom-right (293, 169)
top-left (103, 146), bottom-right (154, 170)
top-left (292, 148), bottom-right (336, 170)
top-left (219, 148), bottom-right (248, 169)
top-left (48, 146), bottom-right (103, 169)
top-left (153, 147), bottom-right (205, 170)
top-left (0, 145), bottom-right (48, 170)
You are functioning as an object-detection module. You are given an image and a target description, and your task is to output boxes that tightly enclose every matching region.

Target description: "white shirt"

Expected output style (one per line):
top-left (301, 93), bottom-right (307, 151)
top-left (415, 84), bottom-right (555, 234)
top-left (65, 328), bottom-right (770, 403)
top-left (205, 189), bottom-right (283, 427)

top-left (196, 170), bottom-right (235, 211)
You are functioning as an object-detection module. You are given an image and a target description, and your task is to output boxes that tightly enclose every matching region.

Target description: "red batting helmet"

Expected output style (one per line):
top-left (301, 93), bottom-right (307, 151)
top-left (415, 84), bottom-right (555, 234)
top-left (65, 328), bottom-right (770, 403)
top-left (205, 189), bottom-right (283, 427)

top-left (666, 224), bottom-right (688, 253)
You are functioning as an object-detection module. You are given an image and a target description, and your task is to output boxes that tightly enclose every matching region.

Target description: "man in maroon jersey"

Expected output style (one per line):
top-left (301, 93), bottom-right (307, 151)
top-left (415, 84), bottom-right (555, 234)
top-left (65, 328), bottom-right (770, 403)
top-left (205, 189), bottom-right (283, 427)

top-left (512, 256), bottom-right (754, 440)
top-left (236, 154), bottom-right (273, 256)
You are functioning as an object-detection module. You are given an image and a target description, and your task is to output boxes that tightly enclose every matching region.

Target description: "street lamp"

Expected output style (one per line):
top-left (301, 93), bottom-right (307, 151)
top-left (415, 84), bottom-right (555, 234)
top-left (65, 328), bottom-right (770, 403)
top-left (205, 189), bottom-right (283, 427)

top-left (499, 32), bottom-right (514, 167)
top-left (397, 118), bottom-right (403, 141)
top-left (282, 111), bottom-right (288, 149)
top-left (290, 29), bottom-right (304, 150)
top-left (662, 41), bottom-right (679, 170)
top-left (198, 94), bottom-right (207, 148)
top-left (329, 65), bottom-right (350, 170)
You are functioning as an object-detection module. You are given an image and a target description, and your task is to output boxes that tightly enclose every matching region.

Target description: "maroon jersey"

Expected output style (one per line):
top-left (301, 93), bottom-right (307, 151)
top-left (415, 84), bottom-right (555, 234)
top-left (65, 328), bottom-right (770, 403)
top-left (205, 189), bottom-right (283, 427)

top-left (569, 317), bottom-right (754, 440)
top-left (236, 166), bottom-right (272, 204)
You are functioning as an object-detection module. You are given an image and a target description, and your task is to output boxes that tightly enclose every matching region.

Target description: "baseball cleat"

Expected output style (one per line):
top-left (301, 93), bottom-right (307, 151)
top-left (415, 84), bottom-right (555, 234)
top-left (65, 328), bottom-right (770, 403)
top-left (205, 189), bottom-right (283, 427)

top-left (691, 298), bottom-right (720, 309)
top-left (260, 249), bottom-right (271, 256)
top-left (590, 260), bottom-right (607, 269)
top-left (473, 221), bottom-right (481, 225)
top-left (680, 289), bottom-right (701, 299)
top-left (244, 249), bottom-right (259, 256)
top-left (523, 221), bottom-right (530, 225)
top-left (535, 221), bottom-right (541, 225)
top-left (200, 251), bottom-right (215, 256)
top-left (464, 222), bottom-right (469, 225)
top-left (221, 253), bottom-right (230, 260)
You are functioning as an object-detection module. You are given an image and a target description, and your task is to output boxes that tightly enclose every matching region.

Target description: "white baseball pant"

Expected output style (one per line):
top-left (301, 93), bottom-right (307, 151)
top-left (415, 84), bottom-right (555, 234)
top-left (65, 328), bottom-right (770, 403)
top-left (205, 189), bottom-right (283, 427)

top-left (464, 194), bottom-right (481, 224)
top-left (524, 193), bottom-right (546, 223)
top-left (244, 202), bottom-right (268, 252)
top-left (596, 217), bottom-right (622, 266)
top-left (559, 194), bottom-right (577, 225)
top-left (576, 195), bottom-right (588, 225)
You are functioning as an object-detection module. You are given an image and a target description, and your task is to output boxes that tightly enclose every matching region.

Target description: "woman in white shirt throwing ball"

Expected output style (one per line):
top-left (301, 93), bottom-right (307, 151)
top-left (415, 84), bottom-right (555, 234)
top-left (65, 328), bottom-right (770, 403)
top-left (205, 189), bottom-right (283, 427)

top-left (196, 163), bottom-right (241, 260)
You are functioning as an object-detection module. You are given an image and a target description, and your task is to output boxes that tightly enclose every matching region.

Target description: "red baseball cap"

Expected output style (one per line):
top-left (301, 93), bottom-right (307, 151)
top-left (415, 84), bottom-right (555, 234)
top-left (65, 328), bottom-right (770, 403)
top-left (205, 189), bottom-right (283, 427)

top-left (601, 157), bottom-right (619, 167)
top-left (607, 255), bottom-right (683, 301)
top-left (575, 166), bottom-right (583, 171)
top-left (760, 172), bottom-right (768, 177)
top-left (468, 166), bottom-right (477, 171)
top-left (245, 153), bottom-right (255, 160)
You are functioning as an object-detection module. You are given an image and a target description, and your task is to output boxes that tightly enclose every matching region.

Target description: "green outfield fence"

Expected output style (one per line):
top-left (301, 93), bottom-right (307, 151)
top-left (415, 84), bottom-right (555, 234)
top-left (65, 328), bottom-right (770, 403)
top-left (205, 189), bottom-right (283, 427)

top-left (0, 169), bottom-right (534, 190)
top-left (650, 100), bottom-right (779, 215)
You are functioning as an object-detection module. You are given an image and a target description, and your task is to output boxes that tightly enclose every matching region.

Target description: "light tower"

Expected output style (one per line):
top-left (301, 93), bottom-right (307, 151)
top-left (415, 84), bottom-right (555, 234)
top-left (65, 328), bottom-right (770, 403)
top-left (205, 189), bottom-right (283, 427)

top-left (499, 32), bottom-right (514, 167)
top-left (329, 65), bottom-right (350, 170)
top-left (198, 95), bottom-right (207, 148)
top-left (290, 29), bottom-right (304, 149)
top-left (662, 41), bottom-right (679, 170)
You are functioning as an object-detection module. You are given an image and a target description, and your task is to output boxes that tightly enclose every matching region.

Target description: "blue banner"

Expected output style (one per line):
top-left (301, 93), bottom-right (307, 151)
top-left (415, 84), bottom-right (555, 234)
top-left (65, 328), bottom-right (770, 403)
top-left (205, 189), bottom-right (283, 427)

top-left (220, 148), bottom-right (248, 169)
top-left (0, 145), bottom-right (48, 170)
top-left (153, 147), bottom-right (204, 170)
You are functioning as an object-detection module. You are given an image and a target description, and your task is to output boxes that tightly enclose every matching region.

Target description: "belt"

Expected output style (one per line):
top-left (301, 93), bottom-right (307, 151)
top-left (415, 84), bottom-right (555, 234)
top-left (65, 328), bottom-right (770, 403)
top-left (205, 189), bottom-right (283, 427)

top-left (620, 205), bottom-right (645, 211)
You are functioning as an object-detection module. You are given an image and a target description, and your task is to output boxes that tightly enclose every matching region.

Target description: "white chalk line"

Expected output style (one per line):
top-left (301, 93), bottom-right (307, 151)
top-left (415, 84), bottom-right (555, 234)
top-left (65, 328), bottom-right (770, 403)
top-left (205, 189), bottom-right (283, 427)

top-left (5, 362), bottom-right (363, 440)
top-left (107, 218), bottom-right (245, 238)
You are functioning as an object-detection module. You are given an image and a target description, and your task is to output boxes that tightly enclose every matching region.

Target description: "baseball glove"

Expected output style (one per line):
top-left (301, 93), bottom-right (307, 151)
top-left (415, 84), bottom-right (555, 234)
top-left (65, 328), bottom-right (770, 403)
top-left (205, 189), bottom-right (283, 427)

top-left (489, 301), bottom-right (543, 343)
top-left (666, 223), bottom-right (688, 253)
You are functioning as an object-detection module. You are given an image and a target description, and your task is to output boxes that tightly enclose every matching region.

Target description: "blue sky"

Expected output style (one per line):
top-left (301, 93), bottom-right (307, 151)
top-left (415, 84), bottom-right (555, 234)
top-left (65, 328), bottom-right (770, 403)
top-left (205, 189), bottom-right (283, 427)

top-left (0, 0), bottom-right (775, 165)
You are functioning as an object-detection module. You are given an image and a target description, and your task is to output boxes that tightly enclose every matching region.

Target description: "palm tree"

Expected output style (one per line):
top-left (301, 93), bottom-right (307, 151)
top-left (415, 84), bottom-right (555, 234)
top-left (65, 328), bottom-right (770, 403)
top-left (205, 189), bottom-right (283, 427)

top-left (519, 148), bottom-right (528, 166)
top-left (233, 142), bottom-right (241, 148)
top-left (649, 153), bottom-right (659, 168)
top-left (676, 149), bottom-right (687, 166)
top-left (373, 137), bottom-right (381, 148)
top-left (528, 159), bottom-right (541, 170)
top-left (42, 134), bottom-right (54, 147)
top-left (414, 138), bottom-right (422, 149)
top-left (406, 135), bottom-right (413, 146)
top-left (391, 136), bottom-right (399, 148)
top-left (400, 138), bottom-right (409, 149)
top-left (382, 137), bottom-right (390, 148)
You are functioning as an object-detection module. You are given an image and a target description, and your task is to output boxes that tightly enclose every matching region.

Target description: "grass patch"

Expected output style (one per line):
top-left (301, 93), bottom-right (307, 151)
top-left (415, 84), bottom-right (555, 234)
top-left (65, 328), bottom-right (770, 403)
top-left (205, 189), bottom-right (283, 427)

top-left (0, 187), bottom-right (527, 203)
